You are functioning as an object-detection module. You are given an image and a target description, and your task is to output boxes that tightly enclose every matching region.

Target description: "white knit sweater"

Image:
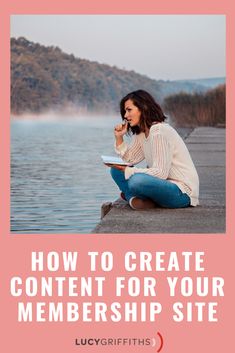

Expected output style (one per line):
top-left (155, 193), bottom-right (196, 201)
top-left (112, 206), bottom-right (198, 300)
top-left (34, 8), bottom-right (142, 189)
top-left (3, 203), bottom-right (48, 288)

top-left (115, 123), bottom-right (199, 206)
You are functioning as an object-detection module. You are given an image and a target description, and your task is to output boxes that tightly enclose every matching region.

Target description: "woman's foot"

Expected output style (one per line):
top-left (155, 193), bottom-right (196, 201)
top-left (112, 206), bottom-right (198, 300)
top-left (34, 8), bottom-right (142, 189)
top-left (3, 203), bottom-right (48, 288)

top-left (120, 192), bottom-right (127, 201)
top-left (129, 197), bottom-right (156, 210)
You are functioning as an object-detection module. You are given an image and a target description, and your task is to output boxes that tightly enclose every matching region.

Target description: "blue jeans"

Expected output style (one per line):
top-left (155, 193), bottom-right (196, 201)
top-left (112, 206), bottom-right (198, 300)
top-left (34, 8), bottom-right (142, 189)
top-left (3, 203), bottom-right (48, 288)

top-left (110, 168), bottom-right (191, 208)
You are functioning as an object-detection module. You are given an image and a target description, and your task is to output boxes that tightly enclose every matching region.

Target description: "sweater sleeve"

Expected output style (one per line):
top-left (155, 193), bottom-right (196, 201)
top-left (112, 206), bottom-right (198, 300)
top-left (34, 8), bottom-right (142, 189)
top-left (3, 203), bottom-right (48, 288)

top-left (124, 132), bottom-right (173, 180)
top-left (115, 135), bottom-right (145, 165)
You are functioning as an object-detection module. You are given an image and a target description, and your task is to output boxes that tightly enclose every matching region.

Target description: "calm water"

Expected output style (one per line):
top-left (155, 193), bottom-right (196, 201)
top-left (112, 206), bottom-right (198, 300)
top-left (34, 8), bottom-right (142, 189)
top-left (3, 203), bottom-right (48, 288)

top-left (11, 116), bottom-right (122, 233)
top-left (11, 117), bottom-right (190, 234)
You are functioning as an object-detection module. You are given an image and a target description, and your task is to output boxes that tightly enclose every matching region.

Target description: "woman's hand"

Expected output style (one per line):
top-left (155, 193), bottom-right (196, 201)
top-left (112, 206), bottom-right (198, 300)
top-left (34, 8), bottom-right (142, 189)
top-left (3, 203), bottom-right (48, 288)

top-left (114, 120), bottom-right (128, 138)
top-left (105, 164), bottom-right (126, 171)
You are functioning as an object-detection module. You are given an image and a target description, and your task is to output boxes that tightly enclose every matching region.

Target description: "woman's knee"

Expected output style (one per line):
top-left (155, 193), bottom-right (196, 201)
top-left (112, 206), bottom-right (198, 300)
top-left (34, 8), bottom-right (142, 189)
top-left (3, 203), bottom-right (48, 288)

top-left (128, 173), bottom-right (147, 194)
top-left (110, 167), bottom-right (124, 180)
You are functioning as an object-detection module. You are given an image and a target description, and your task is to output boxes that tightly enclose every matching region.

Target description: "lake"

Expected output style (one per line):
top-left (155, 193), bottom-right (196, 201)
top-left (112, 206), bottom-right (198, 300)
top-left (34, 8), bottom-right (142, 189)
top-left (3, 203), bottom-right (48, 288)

top-left (11, 117), bottom-right (190, 234)
top-left (11, 116), bottom-right (122, 233)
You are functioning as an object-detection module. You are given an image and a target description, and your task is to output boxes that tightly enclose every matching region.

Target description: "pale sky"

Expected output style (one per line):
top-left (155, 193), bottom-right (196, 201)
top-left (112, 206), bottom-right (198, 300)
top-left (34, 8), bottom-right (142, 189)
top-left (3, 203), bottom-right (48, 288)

top-left (11, 15), bottom-right (226, 81)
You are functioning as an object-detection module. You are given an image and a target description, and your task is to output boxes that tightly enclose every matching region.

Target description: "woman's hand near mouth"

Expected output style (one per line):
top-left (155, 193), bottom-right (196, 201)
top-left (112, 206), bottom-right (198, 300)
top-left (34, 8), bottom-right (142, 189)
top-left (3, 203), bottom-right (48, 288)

top-left (114, 120), bottom-right (128, 147)
top-left (114, 120), bottom-right (128, 137)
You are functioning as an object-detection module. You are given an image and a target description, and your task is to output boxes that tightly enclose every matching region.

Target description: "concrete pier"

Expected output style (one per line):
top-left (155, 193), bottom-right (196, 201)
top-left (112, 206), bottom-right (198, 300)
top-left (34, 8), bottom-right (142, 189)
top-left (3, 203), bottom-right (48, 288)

top-left (93, 127), bottom-right (225, 234)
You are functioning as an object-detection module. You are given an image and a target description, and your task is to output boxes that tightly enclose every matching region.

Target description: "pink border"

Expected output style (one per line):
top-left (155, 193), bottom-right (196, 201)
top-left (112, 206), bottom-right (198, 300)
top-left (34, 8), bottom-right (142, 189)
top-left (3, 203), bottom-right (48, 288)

top-left (1, 1), bottom-right (234, 353)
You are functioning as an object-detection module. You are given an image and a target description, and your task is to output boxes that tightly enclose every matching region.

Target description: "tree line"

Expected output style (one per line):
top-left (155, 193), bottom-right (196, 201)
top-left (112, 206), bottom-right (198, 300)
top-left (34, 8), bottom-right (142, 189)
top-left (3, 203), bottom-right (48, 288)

top-left (164, 85), bottom-right (225, 127)
top-left (11, 37), bottom-right (225, 126)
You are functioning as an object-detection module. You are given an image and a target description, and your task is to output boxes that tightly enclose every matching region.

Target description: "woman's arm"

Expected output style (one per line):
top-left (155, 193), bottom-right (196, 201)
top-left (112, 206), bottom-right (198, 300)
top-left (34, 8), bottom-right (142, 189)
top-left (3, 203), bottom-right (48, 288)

top-left (124, 132), bottom-right (172, 180)
top-left (114, 121), bottom-right (144, 165)
top-left (115, 135), bottom-right (145, 165)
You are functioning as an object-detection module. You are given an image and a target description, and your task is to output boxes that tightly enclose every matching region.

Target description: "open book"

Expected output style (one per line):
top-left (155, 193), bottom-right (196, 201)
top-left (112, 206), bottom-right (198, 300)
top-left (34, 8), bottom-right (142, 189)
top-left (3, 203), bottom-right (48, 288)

top-left (101, 155), bottom-right (132, 166)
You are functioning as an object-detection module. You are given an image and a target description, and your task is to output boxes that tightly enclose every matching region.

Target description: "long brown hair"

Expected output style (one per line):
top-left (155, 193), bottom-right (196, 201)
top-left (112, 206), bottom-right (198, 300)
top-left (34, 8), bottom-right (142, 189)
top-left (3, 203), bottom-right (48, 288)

top-left (120, 90), bottom-right (166, 134)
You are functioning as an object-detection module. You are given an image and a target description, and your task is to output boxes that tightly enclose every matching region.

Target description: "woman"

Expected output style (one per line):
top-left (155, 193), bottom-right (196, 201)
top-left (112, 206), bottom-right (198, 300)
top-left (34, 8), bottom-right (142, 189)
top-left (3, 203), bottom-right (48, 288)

top-left (107, 90), bottom-right (199, 210)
